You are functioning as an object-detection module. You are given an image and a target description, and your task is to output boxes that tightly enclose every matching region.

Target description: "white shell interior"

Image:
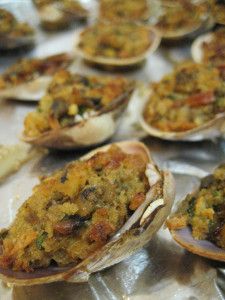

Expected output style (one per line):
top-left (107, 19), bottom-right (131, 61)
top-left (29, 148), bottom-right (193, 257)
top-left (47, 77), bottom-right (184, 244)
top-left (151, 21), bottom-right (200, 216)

top-left (191, 32), bottom-right (213, 63)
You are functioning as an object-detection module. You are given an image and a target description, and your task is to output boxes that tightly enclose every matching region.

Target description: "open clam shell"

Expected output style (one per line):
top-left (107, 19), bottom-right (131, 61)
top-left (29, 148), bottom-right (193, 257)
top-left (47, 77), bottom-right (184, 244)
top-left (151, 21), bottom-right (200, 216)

top-left (191, 32), bottom-right (214, 64)
top-left (22, 85), bottom-right (135, 149)
top-left (191, 33), bottom-right (213, 63)
top-left (170, 227), bottom-right (225, 262)
top-left (140, 90), bottom-right (225, 141)
top-left (0, 140), bottom-right (175, 285)
top-left (37, 2), bottom-right (88, 31)
top-left (156, 17), bottom-right (213, 40)
top-left (154, 1), bottom-right (213, 40)
top-left (0, 75), bottom-right (52, 102)
top-left (168, 174), bottom-right (225, 262)
top-left (0, 34), bottom-right (35, 51)
top-left (75, 27), bottom-right (161, 67)
top-left (0, 53), bottom-right (74, 102)
top-left (98, 0), bottom-right (151, 23)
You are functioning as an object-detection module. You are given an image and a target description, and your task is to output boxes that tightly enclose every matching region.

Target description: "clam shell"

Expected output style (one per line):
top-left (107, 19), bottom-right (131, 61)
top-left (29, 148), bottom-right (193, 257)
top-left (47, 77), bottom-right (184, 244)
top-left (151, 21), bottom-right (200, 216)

top-left (169, 176), bottom-right (225, 262)
top-left (171, 227), bottom-right (225, 262)
top-left (155, 4), bottom-right (214, 40)
top-left (0, 34), bottom-right (34, 51)
top-left (22, 86), bottom-right (134, 149)
top-left (0, 53), bottom-right (74, 102)
top-left (140, 90), bottom-right (225, 141)
top-left (75, 27), bottom-right (161, 67)
top-left (191, 32), bottom-right (214, 64)
top-left (0, 140), bottom-right (175, 285)
top-left (37, 3), bottom-right (88, 31)
top-left (0, 76), bottom-right (52, 102)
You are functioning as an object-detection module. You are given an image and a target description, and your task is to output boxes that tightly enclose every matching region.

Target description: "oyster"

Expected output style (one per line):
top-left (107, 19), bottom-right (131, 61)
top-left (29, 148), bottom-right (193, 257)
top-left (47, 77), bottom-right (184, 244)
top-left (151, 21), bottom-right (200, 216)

top-left (154, 0), bottom-right (212, 40)
top-left (33, 0), bottom-right (88, 31)
top-left (167, 163), bottom-right (225, 262)
top-left (0, 8), bottom-right (35, 50)
top-left (0, 140), bottom-right (175, 285)
top-left (191, 28), bottom-right (225, 66)
top-left (140, 61), bottom-right (225, 141)
top-left (22, 71), bottom-right (134, 149)
top-left (0, 53), bottom-right (74, 101)
top-left (75, 22), bottom-right (160, 68)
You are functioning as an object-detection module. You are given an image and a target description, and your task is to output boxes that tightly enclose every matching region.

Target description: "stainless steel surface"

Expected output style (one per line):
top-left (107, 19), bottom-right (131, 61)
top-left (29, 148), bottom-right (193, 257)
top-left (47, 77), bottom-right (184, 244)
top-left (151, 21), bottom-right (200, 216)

top-left (0, 1), bottom-right (225, 299)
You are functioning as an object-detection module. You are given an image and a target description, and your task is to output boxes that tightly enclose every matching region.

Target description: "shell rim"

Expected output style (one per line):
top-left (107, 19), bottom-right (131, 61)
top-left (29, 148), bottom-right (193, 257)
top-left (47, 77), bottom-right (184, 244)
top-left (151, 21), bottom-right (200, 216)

top-left (0, 140), bottom-right (172, 285)
top-left (75, 25), bottom-right (161, 66)
top-left (22, 84), bottom-right (135, 145)
top-left (191, 31), bottom-right (214, 64)
top-left (170, 227), bottom-right (225, 262)
top-left (140, 89), bottom-right (225, 141)
top-left (0, 53), bottom-right (74, 101)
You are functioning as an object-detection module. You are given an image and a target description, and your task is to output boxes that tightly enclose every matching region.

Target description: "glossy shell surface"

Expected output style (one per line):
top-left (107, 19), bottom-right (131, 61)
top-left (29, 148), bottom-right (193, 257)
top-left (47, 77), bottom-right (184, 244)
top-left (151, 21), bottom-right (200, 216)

top-left (0, 54), bottom-right (75, 102)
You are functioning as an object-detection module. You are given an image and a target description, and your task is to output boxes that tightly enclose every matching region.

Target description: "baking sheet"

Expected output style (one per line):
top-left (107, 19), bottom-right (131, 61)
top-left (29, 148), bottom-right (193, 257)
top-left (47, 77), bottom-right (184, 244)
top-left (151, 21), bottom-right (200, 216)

top-left (0, 1), bottom-right (225, 299)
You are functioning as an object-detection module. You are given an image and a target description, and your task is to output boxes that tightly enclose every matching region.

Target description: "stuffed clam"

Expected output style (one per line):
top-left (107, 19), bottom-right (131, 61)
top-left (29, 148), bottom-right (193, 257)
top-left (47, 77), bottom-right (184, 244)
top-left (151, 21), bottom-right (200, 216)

top-left (0, 8), bottom-right (35, 50)
top-left (140, 61), bottom-right (225, 141)
top-left (154, 0), bottom-right (211, 40)
top-left (33, 0), bottom-right (88, 31)
top-left (0, 53), bottom-right (74, 101)
top-left (191, 27), bottom-right (225, 66)
top-left (23, 70), bottom-right (134, 149)
top-left (0, 140), bottom-right (174, 285)
top-left (75, 22), bottom-right (160, 67)
top-left (210, 0), bottom-right (225, 25)
top-left (167, 163), bottom-right (225, 261)
top-left (99, 0), bottom-right (151, 23)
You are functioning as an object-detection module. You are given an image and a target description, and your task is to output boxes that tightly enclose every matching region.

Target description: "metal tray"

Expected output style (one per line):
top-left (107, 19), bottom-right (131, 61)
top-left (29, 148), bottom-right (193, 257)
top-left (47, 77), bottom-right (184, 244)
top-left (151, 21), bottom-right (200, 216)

top-left (0, 1), bottom-right (225, 299)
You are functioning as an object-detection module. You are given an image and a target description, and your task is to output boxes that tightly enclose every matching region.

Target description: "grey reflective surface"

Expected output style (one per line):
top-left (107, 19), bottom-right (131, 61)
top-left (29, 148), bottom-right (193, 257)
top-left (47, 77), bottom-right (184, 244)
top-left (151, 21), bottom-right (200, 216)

top-left (0, 1), bottom-right (225, 300)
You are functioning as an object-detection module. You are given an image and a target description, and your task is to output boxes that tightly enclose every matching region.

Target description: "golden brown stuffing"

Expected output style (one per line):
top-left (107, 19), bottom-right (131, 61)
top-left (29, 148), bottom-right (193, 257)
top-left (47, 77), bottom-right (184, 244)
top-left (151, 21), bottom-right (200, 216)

top-left (201, 28), bottom-right (225, 66)
top-left (33, 0), bottom-right (87, 30)
top-left (155, 0), bottom-right (209, 35)
top-left (99, 0), bottom-right (150, 22)
top-left (0, 53), bottom-right (72, 90)
top-left (167, 164), bottom-right (225, 249)
top-left (0, 145), bottom-right (149, 272)
top-left (144, 61), bottom-right (225, 132)
top-left (0, 8), bottom-right (34, 38)
top-left (78, 22), bottom-right (152, 59)
top-left (23, 70), bottom-right (132, 138)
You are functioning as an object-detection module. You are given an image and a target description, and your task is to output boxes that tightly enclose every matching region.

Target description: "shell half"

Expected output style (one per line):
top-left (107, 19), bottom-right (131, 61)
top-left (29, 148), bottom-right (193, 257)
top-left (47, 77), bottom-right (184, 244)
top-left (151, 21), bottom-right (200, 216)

top-left (0, 53), bottom-right (74, 102)
top-left (155, 3), bottom-right (214, 40)
top-left (0, 34), bottom-right (35, 51)
top-left (171, 227), bottom-right (225, 262)
top-left (22, 86), bottom-right (135, 149)
top-left (0, 76), bottom-right (52, 102)
top-left (0, 140), bottom-right (175, 285)
top-left (169, 175), bottom-right (225, 262)
top-left (140, 90), bottom-right (225, 141)
top-left (75, 27), bottom-right (161, 67)
top-left (37, 3), bottom-right (88, 31)
top-left (191, 32), bottom-right (214, 64)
